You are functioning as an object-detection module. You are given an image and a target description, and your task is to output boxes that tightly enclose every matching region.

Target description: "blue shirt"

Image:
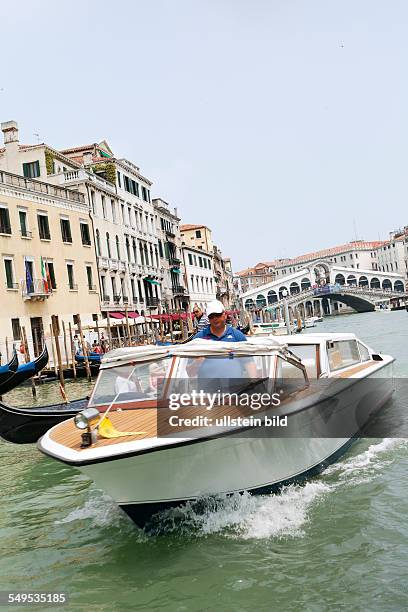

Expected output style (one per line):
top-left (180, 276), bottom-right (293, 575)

top-left (193, 324), bottom-right (247, 342)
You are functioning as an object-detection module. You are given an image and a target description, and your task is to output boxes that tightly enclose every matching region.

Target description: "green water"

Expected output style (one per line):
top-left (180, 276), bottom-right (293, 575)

top-left (1, 311), bottom-right (408, 611)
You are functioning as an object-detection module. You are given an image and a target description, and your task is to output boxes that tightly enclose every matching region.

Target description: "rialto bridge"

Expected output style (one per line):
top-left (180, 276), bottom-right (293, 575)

top-left (240, 263), bottom-right (408, 317)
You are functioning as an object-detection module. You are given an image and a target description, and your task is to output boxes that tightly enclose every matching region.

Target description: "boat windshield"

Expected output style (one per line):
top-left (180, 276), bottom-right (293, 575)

top-left (166, 354), bottom-right (276, 398)
top-left (89, 357), bottom-right (172, 406)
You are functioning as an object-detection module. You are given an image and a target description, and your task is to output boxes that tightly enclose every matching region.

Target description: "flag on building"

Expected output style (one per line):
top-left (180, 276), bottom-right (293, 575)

top-left (40, 257), bottom-right (49, 293)
top-left (25, 257), bottom-right (34, 293)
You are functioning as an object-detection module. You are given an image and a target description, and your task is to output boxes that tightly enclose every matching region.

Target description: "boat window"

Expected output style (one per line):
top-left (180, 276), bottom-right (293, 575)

top-left (275, 357), bottom-right (308, 396)
top-left (169, 354), bottom-right (275, 398)
top-left (89, 358), bottom-right (171, 406)
top-left (327, 340), bottom-right (360, 371)
top-left (287, 345), bottom-right (318, 379)
top-left (358, 342), bottom-right (371, 362)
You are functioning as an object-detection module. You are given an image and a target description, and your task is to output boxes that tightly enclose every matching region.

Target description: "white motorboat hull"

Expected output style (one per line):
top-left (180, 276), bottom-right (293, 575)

top-left (77, 435), bottom-right (352, 524)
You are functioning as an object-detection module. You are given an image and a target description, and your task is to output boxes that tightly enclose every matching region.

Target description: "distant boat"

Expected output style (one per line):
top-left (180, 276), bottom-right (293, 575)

top-left (0, 345), bottom-right (48, 396)
top-left (75, 351), bottom-right (102, 364)
top-left (0, 351), bottom-right (19, 393)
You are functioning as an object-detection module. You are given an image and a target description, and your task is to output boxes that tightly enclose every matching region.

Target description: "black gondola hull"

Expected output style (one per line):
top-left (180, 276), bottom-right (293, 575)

top-left (0, 346), bottom-right (49, 396)
top-left (0, 397), bottom-right (88, 444)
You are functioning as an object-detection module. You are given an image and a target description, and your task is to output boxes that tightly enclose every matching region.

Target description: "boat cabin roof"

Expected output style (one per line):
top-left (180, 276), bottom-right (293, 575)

top-left (100, 338), bottom-right (289, 370)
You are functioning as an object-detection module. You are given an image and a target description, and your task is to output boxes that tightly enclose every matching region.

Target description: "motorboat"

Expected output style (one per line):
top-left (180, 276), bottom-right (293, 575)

top-left (304, 317), bottom-right (317, 328)
top-left (38, 334), bottom-right (395, 527)
top-left (0, 345), bottom-right (48, 396)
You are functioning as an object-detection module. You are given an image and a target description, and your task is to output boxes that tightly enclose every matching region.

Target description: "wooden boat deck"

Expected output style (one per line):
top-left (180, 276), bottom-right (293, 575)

top-left (49, 360), bottom-right (377, 452)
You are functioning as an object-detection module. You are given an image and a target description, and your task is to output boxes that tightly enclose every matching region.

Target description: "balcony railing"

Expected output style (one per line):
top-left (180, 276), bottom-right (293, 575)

top-left (0, 170), bottom-right (85, 204)
top-left (169, 257), bottom-right (181, 266)
top-left (166, 229), bottom-right (176, 239)
top-left (98, 256), bottom-right (109, 269)
top-left (21, 278), bottom-right (51, 300)
top-left (172, 285), bottom-right (185, 295)
top-left (146, 297), bottom-right (159, 307)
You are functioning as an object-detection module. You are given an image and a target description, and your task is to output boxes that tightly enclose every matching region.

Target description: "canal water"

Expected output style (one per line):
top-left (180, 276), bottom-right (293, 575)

top-left (1, 311), bottom-right (408, 611)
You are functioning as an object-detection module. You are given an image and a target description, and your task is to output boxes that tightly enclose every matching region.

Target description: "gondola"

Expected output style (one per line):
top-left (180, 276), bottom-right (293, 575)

top-left (0, 345), bottom-right (49, 396)
top-left (0, 351), bottom-right (19, 393)
top-left (75, 351), bottom-right (102, 364)
top-left (0, 396), bottom-right (89, 444)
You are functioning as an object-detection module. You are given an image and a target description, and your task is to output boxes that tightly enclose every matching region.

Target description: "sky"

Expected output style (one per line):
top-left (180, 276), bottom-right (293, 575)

top-left (1, 0), bottom-right (408, 271)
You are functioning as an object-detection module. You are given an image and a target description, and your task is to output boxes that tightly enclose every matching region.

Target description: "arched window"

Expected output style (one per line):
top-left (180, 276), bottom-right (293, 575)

top-left (334, 274), bottom-right (345, 285)
top-left (106, 232), bottom-right (111, 259)
top-left (116, 235), bottom-right (120, 260)
top-left (382, 278), bottom-right (392, 290)
top-left (125, 237), bottom-right (131, 262)
top-left (132, 239), bottom-right (137, 263)
top-left (394, 280), bottom-right (404, 292)
top-left (256, 294), bottom-right (266, 308)
top-left (370, 277), bottom-right (380, 289)
top-left (359, 276), bottom-right (368, 287)
top-left (267, 289), bottom-right (278, 304)
top-left (301, 278), bottom-right (311, 291)
top-left (347, 275), bottom-right (356, 286)
top-left (279, 286), bottom-right (288, 299)
top-left (139, 243), bottom-right (144, 265)
top-left (290, 282), bottom-right (300, 295)
top-left (95, 229), bottom-right (101, 257)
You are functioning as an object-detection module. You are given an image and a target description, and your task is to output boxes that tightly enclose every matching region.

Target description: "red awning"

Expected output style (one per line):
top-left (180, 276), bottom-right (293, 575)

top-left (108, 312), bottom-right (125, 319)
top-left (127, 311), bottom-right (140, 319)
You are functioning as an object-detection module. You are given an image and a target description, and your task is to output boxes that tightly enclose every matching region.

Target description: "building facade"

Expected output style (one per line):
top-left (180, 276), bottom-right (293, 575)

top-left (182, 246), bottom-right (216, 310)
top-left (376, 227), bottom-right (408, 282)
top-left (0, 168), bottom-right (100, 355)
top-left (153, 198), bottom-right (189, 311)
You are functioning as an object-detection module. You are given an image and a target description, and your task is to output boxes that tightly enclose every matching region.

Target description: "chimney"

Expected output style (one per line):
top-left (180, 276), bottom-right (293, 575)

top-left (83, 151), bottom-right (93, 166)
top-left (1, 120), bottom-right (20, 173)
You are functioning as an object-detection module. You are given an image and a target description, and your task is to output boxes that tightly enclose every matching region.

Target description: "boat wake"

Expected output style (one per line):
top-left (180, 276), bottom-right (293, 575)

top-left (55, 438), bottom-right (408, 541)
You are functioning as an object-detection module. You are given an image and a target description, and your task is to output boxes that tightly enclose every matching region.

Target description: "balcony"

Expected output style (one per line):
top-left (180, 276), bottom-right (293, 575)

top-left (109, 258), bottom-right (119, 271)
top-left (172, 285), bottom-right (185, 295)
top-left (122, 296), bottom-right (129, 304)
top-left (22, 279), bottom-right (51, 301)
top-left (169, 257), bottom-right (181, 266)
top-left (113, 295), bottom-right (121, 304)
top-left (119, 261), bottom-right (127, 273)
top-left (0, 170), bottom-right (85, 204)
top-left (166, 229), bottom-right (176, 239)
top-left (98, 256), bottom-right (109, 269)
top-left (146, 297), bottom-right (160, 307)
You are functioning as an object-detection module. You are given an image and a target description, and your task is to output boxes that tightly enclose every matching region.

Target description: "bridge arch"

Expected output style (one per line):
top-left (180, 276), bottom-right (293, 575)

top-left (256, 294), bottom-right (267, 308)
top-left (370, 277), bottom-right (380, 289)
top-left (278, 286), bottom-right (288, 300)
top-left (313, 261), bottom-right (330, 285)
top-left (382, 279), bottom-right (392, 290)
top-left (290, 282), bottom-right (300, 295)
top-left (347, 274), bottom-right (357, 286)
top-left (394, 280), bottom-right (404, 292)
top-left (358, 275), bottom-right (369, 288)
top-left (267, 289), bottom-right (278, 304)
top-left (301, 277), bottom-right (311, 291)
top-left (335, 273), bottom-right (346, 285)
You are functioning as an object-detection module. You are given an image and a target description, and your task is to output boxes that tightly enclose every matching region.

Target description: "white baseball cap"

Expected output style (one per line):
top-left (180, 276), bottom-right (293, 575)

top-left (206, 300), bottom-right (225, 316)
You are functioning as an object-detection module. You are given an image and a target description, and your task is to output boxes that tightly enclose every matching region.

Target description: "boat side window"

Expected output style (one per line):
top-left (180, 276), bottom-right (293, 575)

top-left (275, 357), bottom-right (308, 397)
top-left (288, 345), bottom-right (318, 379)
top-left (357, 342), bottom-right (371, 362)
top-left (327, 340), bottom-right (361, 371)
